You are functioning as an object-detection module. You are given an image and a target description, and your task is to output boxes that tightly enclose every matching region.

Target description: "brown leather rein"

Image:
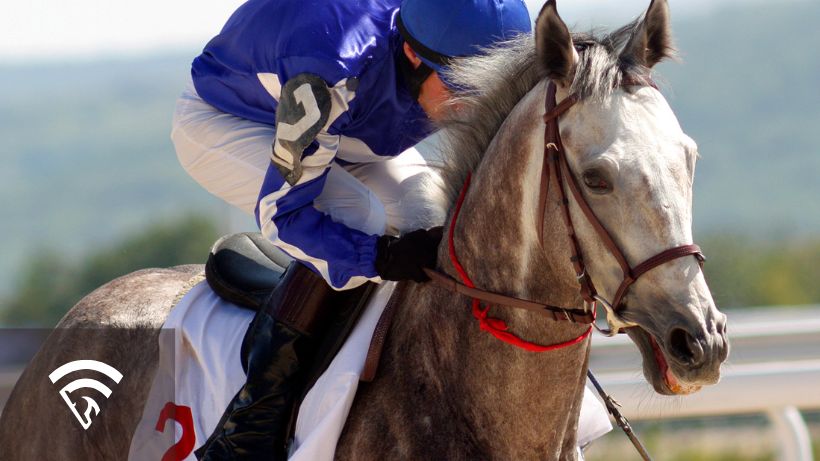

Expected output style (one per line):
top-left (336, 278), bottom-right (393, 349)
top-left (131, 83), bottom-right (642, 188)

top-left (362, 78), bottom-right (706, 381)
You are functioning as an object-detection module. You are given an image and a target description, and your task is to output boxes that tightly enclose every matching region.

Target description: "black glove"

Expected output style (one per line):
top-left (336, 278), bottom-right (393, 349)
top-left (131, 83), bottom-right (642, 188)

top-left (374, 227), bottom-right (443, 282)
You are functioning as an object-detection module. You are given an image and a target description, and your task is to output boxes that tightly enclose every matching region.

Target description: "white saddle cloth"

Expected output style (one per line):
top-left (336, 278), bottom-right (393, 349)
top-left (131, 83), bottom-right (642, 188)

top-left (128, 280), bottom-right (611, 460)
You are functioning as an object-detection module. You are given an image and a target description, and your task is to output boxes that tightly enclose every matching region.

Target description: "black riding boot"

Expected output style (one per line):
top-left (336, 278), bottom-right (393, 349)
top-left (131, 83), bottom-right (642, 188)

top-left (195, 263), bottom-right (335, 460)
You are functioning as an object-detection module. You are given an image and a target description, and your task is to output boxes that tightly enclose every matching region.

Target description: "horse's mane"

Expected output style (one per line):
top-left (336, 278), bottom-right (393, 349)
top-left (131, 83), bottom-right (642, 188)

top-left (435, 20), bottom-right (659, 208)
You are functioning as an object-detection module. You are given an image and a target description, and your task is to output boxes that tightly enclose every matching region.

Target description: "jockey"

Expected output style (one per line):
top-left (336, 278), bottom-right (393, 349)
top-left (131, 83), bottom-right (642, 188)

top-left (171, 0), bottom-right (531, 458)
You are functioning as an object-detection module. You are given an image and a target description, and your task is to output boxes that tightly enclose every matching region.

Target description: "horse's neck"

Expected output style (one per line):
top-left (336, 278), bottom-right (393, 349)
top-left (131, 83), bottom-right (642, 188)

top-left (381, 83), bottom-right (591, 456)
top-left (444, 81), bottom-right (585, 336)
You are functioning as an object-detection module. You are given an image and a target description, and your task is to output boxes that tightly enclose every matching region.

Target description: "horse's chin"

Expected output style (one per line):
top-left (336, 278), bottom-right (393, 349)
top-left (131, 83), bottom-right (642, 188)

top-left (627, 327), bottom-right (703, 396)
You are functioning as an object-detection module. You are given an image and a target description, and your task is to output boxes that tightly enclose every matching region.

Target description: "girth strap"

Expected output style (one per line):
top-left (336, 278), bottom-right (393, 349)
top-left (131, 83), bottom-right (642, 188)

top-left (361, 283), bottom-right (408, 383)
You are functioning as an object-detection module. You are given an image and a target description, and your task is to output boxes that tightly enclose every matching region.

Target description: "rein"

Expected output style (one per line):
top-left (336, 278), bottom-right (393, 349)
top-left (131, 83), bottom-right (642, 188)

top-left (364, 78), bottom-right (696, 461)
top-left (433, 171), bottom-right (594, 352)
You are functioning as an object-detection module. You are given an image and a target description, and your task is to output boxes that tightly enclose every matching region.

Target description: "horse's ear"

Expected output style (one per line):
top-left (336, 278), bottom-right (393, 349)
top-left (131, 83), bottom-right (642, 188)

top-left (535, 0), bottom-right (577, 86)
top-left (622, 0), bottom-right (675, 69)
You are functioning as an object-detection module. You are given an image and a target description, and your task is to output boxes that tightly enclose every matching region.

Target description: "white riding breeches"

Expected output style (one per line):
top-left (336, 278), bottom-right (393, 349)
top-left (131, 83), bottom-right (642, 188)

top-left (171, 81), bottom-right (443, 237)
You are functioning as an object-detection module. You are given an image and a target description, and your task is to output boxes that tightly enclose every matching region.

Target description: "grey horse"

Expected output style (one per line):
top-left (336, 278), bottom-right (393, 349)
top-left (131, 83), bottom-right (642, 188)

top-left (0, 1), bottom-right (729, 459)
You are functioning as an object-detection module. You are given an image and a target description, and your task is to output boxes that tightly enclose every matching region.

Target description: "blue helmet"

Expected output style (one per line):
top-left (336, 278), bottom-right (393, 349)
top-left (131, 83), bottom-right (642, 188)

top-left (398, 0), bottom-right (532, 72)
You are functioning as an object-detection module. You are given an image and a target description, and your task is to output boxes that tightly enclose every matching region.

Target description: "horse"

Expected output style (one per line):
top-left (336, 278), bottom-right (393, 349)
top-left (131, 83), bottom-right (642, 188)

top-left (0, 1), bottom-right (729, 459)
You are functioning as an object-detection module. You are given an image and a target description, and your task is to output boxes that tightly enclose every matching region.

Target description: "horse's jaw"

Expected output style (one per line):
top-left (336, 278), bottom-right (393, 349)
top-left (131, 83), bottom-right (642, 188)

top-left (629, 327), bottom-right (706, 396)
top-left (620, 266), bottom-right (728, 396)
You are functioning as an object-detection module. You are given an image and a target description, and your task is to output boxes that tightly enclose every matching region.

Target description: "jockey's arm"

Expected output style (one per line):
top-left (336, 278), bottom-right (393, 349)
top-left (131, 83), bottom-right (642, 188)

top-left (256, 162), bottom-right (384, 291)
top-left (256, 72), bottom-right (441, 289)
top-left (255, 74), bottom-right (384, 291)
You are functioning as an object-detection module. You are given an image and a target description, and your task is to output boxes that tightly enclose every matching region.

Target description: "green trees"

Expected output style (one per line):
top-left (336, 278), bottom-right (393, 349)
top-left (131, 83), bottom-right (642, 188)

top-left (0, 215), bottom-right (219, 327)
top-left (700, 235), bottom-right (820, 308)
top-left (2, 215), bottom-right (818, 328)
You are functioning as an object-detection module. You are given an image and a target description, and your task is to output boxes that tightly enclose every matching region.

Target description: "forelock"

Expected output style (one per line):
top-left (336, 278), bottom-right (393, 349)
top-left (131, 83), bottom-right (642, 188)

top-left (434, 22), bottom-right (655, 209)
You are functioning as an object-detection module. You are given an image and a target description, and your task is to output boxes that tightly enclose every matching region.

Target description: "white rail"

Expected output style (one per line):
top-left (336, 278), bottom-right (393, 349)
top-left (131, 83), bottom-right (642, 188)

top-left (589, 305), bottom-right (820, 461)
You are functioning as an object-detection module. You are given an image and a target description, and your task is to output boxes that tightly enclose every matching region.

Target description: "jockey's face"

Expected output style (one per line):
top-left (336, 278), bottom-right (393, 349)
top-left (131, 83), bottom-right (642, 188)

top-left (417, 71), bottom-right (453, 122)
top-left (402, 43), bottom-right (455, 122)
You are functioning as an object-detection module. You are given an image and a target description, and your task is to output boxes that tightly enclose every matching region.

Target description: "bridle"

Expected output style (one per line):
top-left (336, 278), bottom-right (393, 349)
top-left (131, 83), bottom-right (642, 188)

top-left (425, 78), bottom-right (706, 341)
top-left (364, 77), bottom-right (708, 374)
top-left (363, 78), bottom-right (703, 460)
top-left (539, 79), bottom-right (705, 336)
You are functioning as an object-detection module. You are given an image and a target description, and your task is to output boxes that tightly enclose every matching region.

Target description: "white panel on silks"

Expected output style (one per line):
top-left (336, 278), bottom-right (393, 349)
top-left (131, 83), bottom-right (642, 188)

top-left (127, 281), bottom-right (252, 461)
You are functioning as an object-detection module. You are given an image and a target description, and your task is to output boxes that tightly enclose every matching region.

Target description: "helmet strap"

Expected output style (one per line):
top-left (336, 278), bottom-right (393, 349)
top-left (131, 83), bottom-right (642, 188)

top-left (398, 52), bottom-right (435, 101)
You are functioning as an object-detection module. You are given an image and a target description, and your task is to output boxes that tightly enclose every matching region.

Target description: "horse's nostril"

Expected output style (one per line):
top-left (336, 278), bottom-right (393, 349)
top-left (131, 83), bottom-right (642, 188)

top-left (669, 328), bottom-right (704, 366)
top-left (719, 319), bottom-right (728, 336)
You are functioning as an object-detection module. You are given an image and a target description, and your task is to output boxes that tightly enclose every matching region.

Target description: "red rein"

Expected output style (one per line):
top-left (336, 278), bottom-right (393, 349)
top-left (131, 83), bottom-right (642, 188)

top-left (448, 173), bottom-right (593, 352)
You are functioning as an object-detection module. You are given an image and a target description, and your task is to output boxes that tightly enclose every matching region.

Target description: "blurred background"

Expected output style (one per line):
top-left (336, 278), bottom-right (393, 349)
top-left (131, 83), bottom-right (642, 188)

top-left (1, 0), bottom-right (818, 459)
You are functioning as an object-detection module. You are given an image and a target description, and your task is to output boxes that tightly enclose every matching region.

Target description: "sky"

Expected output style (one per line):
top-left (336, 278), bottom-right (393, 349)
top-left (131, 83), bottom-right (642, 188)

top-left (2, 0), bottom-right (758, 63)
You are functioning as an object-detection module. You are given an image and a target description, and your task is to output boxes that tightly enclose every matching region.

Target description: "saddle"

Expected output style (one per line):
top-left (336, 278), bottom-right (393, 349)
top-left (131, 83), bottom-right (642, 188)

top-left (204, 232), bottom-right (375, 447)
top-left (205, 232), bottom-right (289, 310)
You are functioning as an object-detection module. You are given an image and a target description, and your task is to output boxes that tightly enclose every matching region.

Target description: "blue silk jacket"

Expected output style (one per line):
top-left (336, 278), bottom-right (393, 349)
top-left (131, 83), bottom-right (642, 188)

top-left (192, 0), bottom-right (433, 289)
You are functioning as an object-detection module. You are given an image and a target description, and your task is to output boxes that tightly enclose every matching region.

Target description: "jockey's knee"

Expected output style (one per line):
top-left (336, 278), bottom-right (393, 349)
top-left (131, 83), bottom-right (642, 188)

top-left (170, 86), bottom-right (272, 215)
top-left (314, 165), bottom-right (388, 236)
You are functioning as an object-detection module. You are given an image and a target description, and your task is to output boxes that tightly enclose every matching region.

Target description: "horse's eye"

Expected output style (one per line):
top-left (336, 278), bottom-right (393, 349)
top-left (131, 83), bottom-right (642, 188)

top-left (582, 170), bottom-right (612, 193)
